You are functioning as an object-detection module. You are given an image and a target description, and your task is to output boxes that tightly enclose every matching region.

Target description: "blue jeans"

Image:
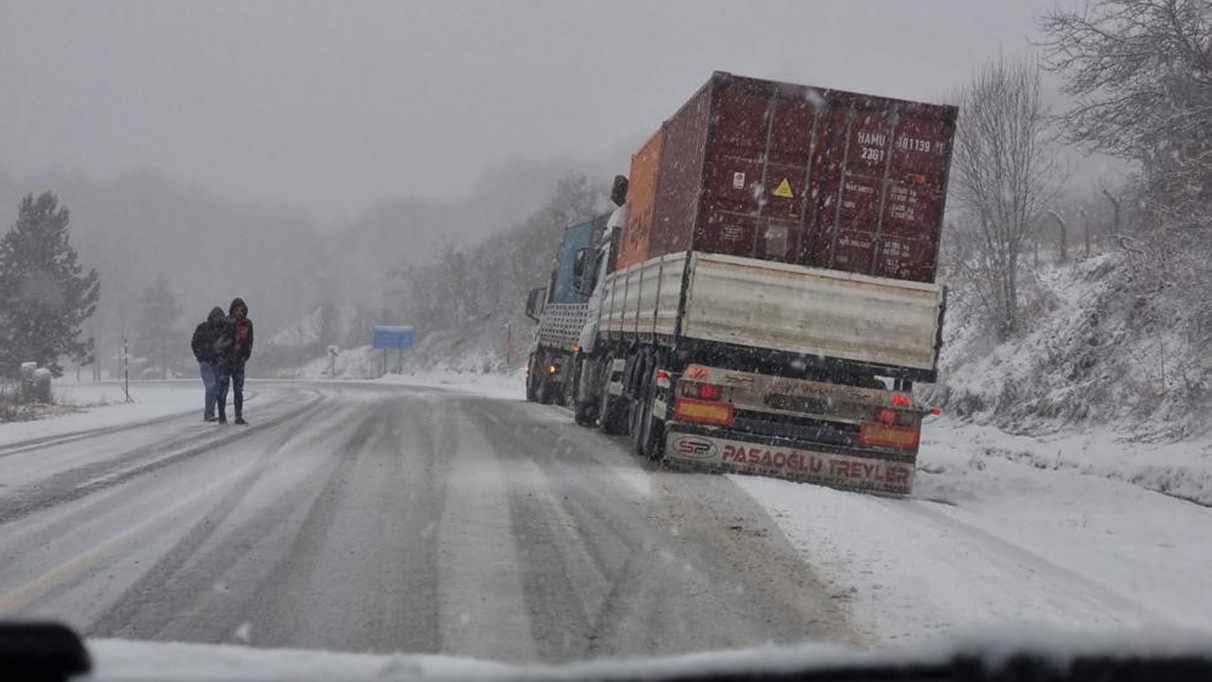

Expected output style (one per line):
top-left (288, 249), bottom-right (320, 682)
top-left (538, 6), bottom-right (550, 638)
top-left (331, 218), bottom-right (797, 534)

top-left (199, 361), bottom-right (218, 419)
top-left (215, 363), bottom-right (245, 419)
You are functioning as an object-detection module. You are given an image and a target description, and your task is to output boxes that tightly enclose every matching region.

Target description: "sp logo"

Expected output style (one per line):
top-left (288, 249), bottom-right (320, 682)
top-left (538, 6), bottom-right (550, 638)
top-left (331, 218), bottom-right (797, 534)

top-left (671, 436), bottom-right (717, 461)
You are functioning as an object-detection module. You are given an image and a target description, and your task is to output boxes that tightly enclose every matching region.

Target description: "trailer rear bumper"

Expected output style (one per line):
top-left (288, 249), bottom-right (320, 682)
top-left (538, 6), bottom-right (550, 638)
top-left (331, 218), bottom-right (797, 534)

top-left (663, 425), bottom-right (916, 495)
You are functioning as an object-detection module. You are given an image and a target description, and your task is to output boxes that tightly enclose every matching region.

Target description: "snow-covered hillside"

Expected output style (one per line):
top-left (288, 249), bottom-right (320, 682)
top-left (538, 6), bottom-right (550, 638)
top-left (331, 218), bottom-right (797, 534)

top-left (933, 252), bottom-right (1211, 438)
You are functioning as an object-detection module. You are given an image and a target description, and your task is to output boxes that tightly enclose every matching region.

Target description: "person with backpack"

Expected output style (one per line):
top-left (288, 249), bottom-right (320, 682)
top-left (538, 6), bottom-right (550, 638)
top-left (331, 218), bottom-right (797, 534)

top-left (190, 306), bottom-right (227, 422)
top-left (214, 297), bottom-right (254, 425)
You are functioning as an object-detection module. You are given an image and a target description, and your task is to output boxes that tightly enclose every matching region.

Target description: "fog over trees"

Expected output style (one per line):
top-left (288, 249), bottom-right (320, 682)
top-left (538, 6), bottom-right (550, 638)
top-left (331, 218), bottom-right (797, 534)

top-left (2, 0), bottom-right (1210, 429)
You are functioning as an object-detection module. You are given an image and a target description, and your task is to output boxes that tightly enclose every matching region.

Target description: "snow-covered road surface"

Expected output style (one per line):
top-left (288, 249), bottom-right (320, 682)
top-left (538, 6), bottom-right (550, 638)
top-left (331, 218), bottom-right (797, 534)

top-left (3, 379), bottom-right (1209, 665)
top-left (0, 381), bottom-right (854, 662)
top-left (733, 418), bottom-right (1212, 644)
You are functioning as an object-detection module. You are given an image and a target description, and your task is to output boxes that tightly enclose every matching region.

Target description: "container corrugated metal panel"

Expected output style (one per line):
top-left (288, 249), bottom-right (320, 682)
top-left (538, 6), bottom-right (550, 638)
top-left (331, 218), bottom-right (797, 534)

top-left (617, 130), bottom-right (664, 270)
top-left (681, 253), bottom-right (943, 370)
top-left (649, 80), bottom-right (713, 260)
top-left (628, 72), bottom-right (957, 283)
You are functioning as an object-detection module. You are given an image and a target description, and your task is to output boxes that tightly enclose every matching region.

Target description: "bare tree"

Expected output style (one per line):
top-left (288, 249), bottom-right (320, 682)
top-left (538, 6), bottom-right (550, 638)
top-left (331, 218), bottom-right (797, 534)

top-left (1042, 2), bottom-right (1212, 415)
top-left (1041, 0), bottom-right (1212, 220)
top-left (949, 57), bottom-right (1060, 338)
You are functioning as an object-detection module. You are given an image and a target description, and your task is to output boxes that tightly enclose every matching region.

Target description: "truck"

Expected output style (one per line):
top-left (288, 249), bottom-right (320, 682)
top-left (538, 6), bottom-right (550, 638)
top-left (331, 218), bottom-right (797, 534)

top-left (526, 72), bottom-right (958, 495)
top-left (524, 214), bottom-right (609, 406)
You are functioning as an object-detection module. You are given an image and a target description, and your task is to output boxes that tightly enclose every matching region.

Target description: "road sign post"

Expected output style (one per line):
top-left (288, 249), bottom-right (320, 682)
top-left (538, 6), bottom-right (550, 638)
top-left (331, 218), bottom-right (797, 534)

top-left (122, 339), bottom-right (133, 403)
top-left (327, 345), bottom-right (339, 379)
top-left (505, 323), bottom-right (512, 371)
top-left (373, 325), bottom-right (414, 376)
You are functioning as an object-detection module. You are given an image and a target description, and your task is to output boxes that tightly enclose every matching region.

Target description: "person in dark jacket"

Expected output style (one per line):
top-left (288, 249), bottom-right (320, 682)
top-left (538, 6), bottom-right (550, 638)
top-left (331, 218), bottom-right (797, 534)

top-left (214, 297), bottom-right (254, 425)
top-left (190, 307), bottom-right (227, 422)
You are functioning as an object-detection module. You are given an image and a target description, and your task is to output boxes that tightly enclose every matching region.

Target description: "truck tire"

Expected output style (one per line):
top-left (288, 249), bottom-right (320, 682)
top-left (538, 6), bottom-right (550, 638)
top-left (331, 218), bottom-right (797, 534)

top-left (572, 357), bottom-right (597, 426)
top-left (631, 364), bottom-right (665, 460)
top-left (564, 356), bottom-right (578, 407)
top-left (598, 359), bottom-right (626, 435)
top-left (525, 355), bottom-right (539, 402)
top-left (538, 373), bottom-right (556, 405)
top-left (574, 399), bottom-right (596, 426)
top-left (628, 355), bottom-right (650, 454)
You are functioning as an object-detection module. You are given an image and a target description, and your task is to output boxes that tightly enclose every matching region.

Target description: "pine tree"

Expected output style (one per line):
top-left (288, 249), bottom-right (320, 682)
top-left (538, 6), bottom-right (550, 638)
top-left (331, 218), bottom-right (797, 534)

top-left (0, 192), bottom-right (101, 377)
top-left (135, 273), bottom-right (183, 380)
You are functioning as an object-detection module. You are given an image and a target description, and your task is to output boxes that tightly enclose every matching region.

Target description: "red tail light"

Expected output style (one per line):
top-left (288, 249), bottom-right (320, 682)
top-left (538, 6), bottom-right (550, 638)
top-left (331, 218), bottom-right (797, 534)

top-left (892, 395), bottom-right (911, 407)
top-left (931, 407), bottom-right (942, 416)
top-left (697, 384), bottom-right (723, 401)
top-left (657, 369), bottom-right (668, 379)
top-left (877, 408), bottom-right (896, 425)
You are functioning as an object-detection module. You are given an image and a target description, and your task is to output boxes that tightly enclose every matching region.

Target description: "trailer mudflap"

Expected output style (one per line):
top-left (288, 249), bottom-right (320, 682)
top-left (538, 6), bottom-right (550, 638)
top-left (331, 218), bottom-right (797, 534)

top-left (664, 427), bottom-right (915, 495)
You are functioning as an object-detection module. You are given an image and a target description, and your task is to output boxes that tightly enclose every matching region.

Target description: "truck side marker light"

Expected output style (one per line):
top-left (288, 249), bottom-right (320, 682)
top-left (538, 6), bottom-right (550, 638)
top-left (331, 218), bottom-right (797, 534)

top-left (674, 398), bottom-right (734, 427)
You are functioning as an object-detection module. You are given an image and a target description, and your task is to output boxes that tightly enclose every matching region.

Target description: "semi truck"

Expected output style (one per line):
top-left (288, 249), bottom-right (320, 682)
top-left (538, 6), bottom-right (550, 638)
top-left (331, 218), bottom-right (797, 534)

top-left (526, 72), bottom-right (958, 495)
top-left (524, 214), bottom-right (608, 405)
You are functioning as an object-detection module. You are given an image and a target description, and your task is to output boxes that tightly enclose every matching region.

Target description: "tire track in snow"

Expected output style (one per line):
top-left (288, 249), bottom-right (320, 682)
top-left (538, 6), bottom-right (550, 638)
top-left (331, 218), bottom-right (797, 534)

top-left (0, 389), bottom-right (326, 526)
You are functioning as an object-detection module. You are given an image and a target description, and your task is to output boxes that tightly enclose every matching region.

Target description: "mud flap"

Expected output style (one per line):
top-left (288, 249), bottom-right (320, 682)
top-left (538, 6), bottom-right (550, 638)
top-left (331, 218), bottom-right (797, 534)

top-left (663, 429), bottom-right (915, 495)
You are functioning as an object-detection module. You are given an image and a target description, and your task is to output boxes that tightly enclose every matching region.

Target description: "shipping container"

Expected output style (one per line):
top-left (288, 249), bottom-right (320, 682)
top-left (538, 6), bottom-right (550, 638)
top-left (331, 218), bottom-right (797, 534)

top-left (630, 72), bottom-right (958, 283)
top-left (617, 130), bottom-right (664, 270)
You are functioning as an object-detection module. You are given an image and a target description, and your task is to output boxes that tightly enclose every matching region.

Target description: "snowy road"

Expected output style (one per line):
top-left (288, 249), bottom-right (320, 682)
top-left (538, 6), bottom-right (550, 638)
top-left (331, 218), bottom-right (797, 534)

top-left (0, 381), bottom-right (856, 662)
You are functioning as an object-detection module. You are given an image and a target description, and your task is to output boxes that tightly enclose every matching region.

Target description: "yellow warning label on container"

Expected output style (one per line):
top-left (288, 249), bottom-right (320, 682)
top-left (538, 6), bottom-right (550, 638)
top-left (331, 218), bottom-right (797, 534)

top-left (773, 178), bottom-right (794, 198)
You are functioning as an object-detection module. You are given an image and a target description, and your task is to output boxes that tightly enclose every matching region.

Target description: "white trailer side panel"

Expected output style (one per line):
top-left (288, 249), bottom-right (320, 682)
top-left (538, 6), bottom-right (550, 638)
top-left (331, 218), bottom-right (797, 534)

top-left (681, 253), bottom-right (943, 371)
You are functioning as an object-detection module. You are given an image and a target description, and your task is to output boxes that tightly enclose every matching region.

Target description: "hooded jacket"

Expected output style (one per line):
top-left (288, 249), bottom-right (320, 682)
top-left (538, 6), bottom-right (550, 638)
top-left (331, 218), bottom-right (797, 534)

top-left (219, 297), bottom-right (254, 366)
top-left (191, 307), bottom-right (227, 362)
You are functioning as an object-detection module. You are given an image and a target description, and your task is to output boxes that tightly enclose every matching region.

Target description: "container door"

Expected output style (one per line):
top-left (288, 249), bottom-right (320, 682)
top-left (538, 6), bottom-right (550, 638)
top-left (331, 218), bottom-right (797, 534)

top-left (808, 100), bottom-right (897, 276)
top-left (870, 115), bottom-right (954, 282)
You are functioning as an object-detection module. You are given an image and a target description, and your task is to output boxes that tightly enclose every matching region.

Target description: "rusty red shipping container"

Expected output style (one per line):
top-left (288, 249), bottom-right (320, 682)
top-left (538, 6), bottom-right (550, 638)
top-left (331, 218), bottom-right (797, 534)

top-left (625, 72), bottom-right (958, 283)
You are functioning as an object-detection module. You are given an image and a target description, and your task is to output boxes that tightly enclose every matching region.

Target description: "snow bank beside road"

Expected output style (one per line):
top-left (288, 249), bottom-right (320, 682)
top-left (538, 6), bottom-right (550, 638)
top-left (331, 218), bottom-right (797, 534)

top-left (925, 418), bottom-right (1212, 506)
top-left (0, 382), bottom-right (200, 447)
top-left (732, 417), bottom-right (1212, 646)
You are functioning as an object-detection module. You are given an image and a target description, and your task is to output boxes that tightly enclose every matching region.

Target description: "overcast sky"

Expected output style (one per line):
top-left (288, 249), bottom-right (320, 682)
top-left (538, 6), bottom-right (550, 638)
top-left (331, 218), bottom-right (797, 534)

top-left (0, 0), bottom-right (1068, 222)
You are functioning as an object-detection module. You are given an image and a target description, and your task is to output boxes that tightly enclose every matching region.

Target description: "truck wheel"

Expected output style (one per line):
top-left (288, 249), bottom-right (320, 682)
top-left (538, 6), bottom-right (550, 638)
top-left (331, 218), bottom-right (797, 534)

top-left (598, 359), bottom-right (626, 435)
top-left (628, 357), bottom-right (650, 454)
top-left (525, 355), bottom-right (539, 402)
top-left (572, 357), bottom-right (597, 426)
top-left (574, 398), bottom-right (596, 426)
top-left (632, 365), bottom-right (665, 460)
top-left (538, 372), bottom-right (556, 405)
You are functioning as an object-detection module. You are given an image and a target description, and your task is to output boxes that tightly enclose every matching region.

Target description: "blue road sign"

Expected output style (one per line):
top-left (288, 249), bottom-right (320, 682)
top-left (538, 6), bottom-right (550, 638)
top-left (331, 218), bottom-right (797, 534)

top-left (373, 325), bottom-right (414, 350)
